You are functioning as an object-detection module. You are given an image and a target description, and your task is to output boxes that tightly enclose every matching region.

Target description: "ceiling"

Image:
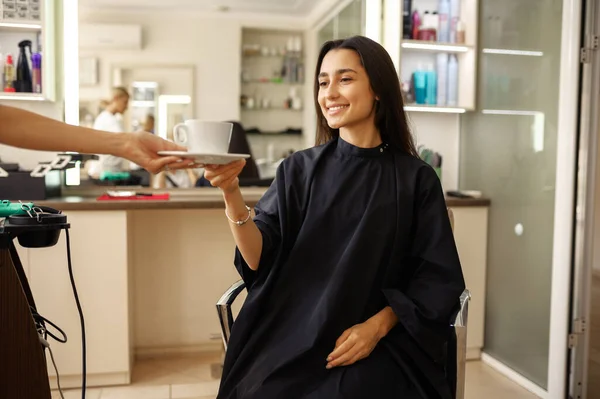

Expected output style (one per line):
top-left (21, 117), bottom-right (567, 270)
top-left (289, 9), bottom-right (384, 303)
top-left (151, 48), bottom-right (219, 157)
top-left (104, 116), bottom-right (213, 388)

top-left (79, 0), bottom-right (323, 16)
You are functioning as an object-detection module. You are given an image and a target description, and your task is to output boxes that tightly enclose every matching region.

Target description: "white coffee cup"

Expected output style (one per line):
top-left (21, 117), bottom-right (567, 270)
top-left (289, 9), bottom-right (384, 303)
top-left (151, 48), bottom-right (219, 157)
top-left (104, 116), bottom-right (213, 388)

top-left (172, 120), bottom-right (233, 154)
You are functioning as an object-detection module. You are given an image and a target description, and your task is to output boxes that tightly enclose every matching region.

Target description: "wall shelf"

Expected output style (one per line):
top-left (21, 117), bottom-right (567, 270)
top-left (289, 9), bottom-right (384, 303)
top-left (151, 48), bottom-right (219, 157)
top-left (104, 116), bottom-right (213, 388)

top-left (405, 104), bottom-right (468, 114)
top-left (481, 109), bottom-right (544, 116)
top-left (0, 92), bottom-right (46, 101)
top-left (0, 21), bottom-right (42, 31)
top-left (131, 100), bottom-right (156, 108)
top-left (0, 0), bottom-right (56, 102)
top-left (402, 40), bottom-right (472, 53)
top-left (384, 0), bottom-right (479, 112)
top-left (482, 48), bottom-right (544, 57)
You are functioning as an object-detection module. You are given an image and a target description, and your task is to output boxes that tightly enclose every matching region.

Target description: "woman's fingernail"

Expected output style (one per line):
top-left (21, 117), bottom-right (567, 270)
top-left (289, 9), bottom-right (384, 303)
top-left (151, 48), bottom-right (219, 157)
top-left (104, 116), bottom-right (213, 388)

top-left (326, 357), bottom-right (332, 362)
top-left (326, 365), bottom-right (332, 369)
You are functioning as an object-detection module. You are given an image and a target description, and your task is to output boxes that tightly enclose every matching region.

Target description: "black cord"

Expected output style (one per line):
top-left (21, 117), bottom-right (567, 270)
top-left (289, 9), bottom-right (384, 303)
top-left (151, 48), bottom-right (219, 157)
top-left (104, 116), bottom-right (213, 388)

top-left (31, 308), bottom-right (68, 344)
top-left (65, 229), bottom-right (86, 399)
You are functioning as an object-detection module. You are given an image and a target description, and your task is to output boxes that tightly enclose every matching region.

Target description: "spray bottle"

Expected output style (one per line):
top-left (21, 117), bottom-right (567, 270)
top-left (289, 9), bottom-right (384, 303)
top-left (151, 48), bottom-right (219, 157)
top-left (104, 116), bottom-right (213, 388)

top-left (15, 40), bottom-right (32, 92)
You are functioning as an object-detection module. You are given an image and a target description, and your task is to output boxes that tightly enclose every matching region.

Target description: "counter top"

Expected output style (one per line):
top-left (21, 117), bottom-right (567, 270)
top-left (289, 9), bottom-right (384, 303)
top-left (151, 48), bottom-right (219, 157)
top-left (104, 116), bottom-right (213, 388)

top-left (36, 188), bottom-right (490, 211)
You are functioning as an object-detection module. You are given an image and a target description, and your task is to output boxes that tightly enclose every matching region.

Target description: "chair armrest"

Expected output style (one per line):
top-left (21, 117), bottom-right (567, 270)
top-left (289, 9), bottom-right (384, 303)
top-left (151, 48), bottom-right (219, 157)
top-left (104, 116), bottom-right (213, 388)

top-left (216, 279), bottom-right (246, 349)
top-left (217, 279), bottom-right (246, 307)
top-left (453, 289), bottom-right (471, 328)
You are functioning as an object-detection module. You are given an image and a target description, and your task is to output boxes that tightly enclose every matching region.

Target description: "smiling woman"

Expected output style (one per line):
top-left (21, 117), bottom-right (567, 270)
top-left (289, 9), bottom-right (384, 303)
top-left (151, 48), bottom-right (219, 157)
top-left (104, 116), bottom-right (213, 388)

top-left (207, 36), bottom-right (465, 399)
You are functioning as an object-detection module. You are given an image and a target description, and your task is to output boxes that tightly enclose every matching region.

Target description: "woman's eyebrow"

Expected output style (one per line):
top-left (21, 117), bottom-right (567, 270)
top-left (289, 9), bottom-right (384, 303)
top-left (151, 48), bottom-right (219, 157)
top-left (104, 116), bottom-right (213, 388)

top-left (318, 68), bottom-right (358, 78)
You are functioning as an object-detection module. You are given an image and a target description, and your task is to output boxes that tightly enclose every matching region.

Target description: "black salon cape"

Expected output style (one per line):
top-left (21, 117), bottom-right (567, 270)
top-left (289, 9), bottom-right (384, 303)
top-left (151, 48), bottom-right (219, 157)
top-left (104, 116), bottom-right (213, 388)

top-left (217, 137), bottom-right (465, 399)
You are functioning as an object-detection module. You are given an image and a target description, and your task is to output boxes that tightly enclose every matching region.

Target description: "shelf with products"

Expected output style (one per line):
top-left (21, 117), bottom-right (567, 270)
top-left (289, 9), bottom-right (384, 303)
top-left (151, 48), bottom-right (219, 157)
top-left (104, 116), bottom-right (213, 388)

top-left (0, 0), bottom-right (55, 102)
top-left (240, 27), bottom-right (307, 159)
top-left (389, 0), bottom-right (478, 112)
top-left (402, 39), bottom-right (472, 52)
top-left (404, 104), bottom-right (468, 113)
top-left (400, 49), bottom-right (476, 110)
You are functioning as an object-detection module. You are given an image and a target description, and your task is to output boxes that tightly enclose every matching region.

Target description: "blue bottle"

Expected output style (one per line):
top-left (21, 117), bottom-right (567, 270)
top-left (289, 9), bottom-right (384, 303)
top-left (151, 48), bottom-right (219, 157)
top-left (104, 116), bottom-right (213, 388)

top-left (414, 70), bottom-right (426, 104)
top-left (425, 66), bottom-right (437, 105)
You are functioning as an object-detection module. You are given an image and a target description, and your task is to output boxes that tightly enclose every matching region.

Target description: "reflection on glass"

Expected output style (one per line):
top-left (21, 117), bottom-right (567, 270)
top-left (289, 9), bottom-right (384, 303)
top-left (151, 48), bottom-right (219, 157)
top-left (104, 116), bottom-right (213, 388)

top-left (337, 0), bottom-right (364, 39)
top-left (317, 0), bottom-right (364, 46)
top-left (459, 0), bottom-right (563, 389)
top-left (158, 95), bottom-right (191, 140)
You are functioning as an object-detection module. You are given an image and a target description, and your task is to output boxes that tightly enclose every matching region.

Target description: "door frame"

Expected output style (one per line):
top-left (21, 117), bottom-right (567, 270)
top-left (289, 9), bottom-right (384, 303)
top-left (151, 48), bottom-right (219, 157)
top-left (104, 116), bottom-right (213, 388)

top-left (547, 0), bottom-right (586, 396)
top-left (567, 0), bottom-right (600, 397)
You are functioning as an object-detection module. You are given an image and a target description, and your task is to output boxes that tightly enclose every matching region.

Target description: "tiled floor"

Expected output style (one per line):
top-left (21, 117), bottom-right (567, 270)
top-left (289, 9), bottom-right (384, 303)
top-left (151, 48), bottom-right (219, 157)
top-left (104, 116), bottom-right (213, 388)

top-left (53, 354), bottom-right (540, 399)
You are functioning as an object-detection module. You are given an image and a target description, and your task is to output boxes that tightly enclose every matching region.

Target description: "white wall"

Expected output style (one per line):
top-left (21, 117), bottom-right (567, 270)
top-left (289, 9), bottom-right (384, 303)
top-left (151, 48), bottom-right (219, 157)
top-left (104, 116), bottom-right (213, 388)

top-left (409, 112), bottom-right (460, 190)
top-left (0, 101), bottom-right (64, 170)
top-left (78, 8), bottom-right (307, 124)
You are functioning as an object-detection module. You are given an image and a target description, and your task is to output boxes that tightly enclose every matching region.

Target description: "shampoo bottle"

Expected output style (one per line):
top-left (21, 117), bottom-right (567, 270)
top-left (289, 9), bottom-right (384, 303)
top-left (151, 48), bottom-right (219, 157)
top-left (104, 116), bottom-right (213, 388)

top-left (438, 0), bottom-right (450, 43)
top-left (447, 54), bottom-right (459, 105)
top-left (449, 0), bottom-right (461, 43)
top-left (32, 52), bottom-right (41, 94)
top-left (425, 64), bottom-right (437, 105)
top-left (436, 53), bottom-right (448, 105)
top-left (414, 68), bottom-right (426, 104)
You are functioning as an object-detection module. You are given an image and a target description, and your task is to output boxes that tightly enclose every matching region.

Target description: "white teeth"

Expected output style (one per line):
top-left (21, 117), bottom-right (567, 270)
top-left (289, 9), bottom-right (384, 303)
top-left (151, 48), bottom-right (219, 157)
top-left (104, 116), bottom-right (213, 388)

top-left (329, 105), bottom-right (348, 111)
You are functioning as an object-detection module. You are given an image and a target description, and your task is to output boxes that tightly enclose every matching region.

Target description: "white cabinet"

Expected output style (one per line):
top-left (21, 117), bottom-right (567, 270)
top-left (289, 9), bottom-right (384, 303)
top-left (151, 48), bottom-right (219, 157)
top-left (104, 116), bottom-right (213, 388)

top-left (451, 205), bottom-right (488, 359)
top-left (27, 211), bottom-right (132, 389)
top-left (0, 0), bottom-right (57, 102)
top-left (382, 0), bottom-right (479, 113)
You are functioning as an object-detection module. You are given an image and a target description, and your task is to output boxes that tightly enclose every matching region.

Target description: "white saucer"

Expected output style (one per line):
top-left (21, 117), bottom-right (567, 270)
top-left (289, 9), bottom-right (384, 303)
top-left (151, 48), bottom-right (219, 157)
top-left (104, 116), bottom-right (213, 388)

top-left (158, 151), bottom-right (250, 165)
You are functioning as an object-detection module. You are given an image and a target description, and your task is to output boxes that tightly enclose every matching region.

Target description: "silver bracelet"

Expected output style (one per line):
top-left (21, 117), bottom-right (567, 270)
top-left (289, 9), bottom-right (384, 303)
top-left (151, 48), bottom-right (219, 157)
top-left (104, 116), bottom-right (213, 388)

top-left (225, 205), bottom-right (252, 226)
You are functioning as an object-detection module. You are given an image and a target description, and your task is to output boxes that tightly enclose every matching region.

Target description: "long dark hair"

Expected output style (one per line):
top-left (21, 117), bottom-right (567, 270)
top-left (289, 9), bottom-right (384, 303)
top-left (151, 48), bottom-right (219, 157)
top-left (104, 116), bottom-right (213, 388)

top-left (314, 36), bottom-right (418, 157)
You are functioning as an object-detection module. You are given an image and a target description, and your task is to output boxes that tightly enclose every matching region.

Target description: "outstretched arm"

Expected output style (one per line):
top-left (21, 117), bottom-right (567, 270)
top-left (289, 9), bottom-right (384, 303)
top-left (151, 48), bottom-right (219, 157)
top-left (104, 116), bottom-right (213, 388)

top-left (0, 105), bottom-right (192, 173)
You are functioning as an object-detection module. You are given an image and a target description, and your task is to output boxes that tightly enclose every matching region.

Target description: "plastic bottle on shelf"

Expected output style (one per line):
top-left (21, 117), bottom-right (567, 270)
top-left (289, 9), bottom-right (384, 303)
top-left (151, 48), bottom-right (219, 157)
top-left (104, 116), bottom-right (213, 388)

top-left (15, 40), bottom-right (32, 93)
top-left (449, 0), bottom-right (461, 43)
top-left (403, 0), bottom-right (413, 39)
top-left (436, 53), bottom-right (448, 106)
top-left (414, 65), bottom-right (426, 104)
top-left (412, 10), bottom-right (421, 40)
top-left (0, 48), bottom-right (4, 91)
top-left (4, 54), bottom-right (15, 92)
top-left (447, 54), bottom-right (459, 106)
top-left (425, 64), bottom-right (437, 105)
top-left (32, 52), bottom-right (42, 94)
top-left (438, 0), bottom-right (450, 43)
top-left (456, 21), bottom-right (466, 44)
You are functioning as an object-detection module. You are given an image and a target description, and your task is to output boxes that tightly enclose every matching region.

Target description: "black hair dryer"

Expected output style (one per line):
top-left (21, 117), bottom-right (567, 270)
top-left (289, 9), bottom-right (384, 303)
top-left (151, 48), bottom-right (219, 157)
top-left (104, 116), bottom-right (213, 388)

top-left (15, 40), bottom-right (32, 93)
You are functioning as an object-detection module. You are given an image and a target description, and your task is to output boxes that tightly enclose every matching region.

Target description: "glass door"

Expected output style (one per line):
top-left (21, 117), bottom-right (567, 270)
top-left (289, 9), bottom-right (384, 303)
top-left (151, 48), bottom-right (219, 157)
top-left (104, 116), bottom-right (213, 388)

top-left (459, 0), bottom-right (575, 393)
top-left (316, 0), bottom-right (366, 46)
top-left (569, 0), bottom-right (600, 397)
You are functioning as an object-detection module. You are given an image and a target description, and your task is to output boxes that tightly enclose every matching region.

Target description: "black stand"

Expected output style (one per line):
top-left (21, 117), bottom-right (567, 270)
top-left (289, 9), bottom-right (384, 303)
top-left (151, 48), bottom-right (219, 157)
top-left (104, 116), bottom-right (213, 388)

top-left (0, 222), bottom-right (70, 399)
